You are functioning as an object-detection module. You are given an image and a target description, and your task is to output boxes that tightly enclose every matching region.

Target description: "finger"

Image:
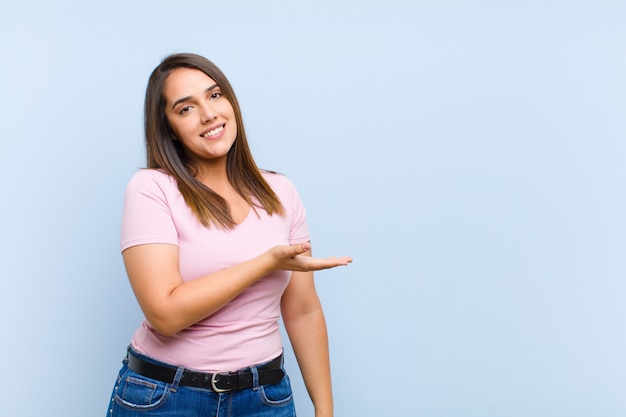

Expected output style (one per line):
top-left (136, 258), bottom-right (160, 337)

top-left (320, 256), bottom-right (352, 265)
top-left (328, 256), bottom-right (352, 266)
top-left (339, 256), bottom-right (353, 264)
top-left (287, 242), bottom-right (311, 257)
top-left (303, 256), bottom-right (352, 270)
top-left (273, 242), bottom-right (311, 260)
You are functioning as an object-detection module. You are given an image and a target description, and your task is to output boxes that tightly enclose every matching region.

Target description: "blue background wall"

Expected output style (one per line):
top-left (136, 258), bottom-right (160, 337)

top-left (1, 1), bottom-right (625, 415)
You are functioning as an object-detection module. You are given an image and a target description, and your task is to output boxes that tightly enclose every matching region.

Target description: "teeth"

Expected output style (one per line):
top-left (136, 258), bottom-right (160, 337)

top-left (203, 126), bottom-right (224, 138)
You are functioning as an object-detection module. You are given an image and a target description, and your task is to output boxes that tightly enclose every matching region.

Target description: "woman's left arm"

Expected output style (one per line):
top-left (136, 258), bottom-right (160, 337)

top-left (281, 248), bottom-right (338, 417)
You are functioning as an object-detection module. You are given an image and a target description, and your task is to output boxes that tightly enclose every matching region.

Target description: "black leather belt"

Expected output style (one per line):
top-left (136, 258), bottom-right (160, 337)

top-left (127, 350), bottom-right (285, 392)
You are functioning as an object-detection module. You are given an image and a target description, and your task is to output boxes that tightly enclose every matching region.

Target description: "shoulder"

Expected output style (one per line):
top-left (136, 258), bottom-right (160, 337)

top-left (126, 169), bottom-right (178, 193)
top-left (261, 170), bottom-right (307, 216)
top-left (128, 168), bottom-right (175, 185)
top-left (261, 170), bottom-right (298, 194)
top-left (124, 169), bottom-right (182, 207)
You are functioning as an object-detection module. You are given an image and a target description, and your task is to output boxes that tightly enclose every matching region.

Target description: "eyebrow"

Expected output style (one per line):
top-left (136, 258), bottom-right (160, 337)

top-left (171, 84), bottom-right (219, 110)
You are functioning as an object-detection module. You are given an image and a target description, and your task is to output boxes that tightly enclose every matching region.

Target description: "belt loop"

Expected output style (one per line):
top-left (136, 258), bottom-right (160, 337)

top-left (250, 366), bottom-right (260, 391)
top-left (169, 366), bottom-right (185, 393)
top-left (123, 345), bottom-right (131, 365)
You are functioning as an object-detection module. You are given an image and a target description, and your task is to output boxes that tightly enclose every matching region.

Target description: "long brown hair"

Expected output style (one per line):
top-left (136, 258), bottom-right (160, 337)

top-left (144, 53), bottom-right (284, 228)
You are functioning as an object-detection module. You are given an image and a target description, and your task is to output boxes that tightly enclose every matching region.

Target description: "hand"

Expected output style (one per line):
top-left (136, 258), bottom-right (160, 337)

top-left (267, 242), bottom-right (352, 272)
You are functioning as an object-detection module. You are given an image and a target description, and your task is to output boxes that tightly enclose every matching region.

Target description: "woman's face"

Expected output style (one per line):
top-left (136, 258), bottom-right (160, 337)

top-left (163, 68), bottom-right (237, 165)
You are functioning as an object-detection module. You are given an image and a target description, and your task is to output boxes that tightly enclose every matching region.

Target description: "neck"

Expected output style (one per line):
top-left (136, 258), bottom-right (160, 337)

top-left (195, 157), bottom-right (230, 189)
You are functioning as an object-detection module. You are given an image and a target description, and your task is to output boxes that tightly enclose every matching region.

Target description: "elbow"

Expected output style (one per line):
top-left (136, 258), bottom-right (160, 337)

top-left (152, 325), bottom-right (180, 338)
top-left (145, 314), bottom-right (184, 337)
top-left (141, 298), bottom-right (210, 337)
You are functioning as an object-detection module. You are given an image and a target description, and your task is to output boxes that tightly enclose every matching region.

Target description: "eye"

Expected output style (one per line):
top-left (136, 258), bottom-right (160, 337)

top-left (179, 105), bottom-right (192, 115)
top-left (209, 91), bottom-right (223, 100)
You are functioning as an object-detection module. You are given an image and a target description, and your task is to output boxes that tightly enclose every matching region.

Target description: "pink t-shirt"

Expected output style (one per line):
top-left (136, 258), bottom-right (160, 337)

top-left (120, 169), bottom-right (309, 372)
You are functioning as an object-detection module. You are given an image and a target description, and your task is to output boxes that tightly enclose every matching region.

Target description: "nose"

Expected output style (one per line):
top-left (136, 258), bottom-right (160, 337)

top-left (201, 103), bottom-right (217, 123)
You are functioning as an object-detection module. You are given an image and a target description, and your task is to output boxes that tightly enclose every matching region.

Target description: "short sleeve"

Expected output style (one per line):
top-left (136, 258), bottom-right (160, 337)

top-left (288, 181), bottom-right (309, 244)
top-left (263, 173), bottom-right (310, 245)
top-left (120, 170), bottom-right (180, 252)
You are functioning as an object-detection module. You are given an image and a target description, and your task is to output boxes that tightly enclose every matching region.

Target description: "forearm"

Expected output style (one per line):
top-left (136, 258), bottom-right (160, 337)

top-left (125, 246), bottom-right (275, 336)
top-left (154, 254), bottom-right (274, 335)
top-left (284, 309), bottom-right (333, 417)
top-left (127, 242), bottom-right (347, 337)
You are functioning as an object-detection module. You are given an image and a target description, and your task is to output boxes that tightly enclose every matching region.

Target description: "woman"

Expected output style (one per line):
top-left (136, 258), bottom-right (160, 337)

top-left (106, 53), bottom-right (351, 417)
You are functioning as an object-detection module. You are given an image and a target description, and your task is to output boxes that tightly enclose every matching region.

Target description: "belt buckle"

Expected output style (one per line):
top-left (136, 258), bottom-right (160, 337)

top-left (211, 372), bottom-right (232, 393)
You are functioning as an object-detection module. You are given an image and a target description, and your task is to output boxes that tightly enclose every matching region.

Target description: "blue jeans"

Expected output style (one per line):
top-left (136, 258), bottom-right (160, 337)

top-left (106, 347), bottom-right (296, 417)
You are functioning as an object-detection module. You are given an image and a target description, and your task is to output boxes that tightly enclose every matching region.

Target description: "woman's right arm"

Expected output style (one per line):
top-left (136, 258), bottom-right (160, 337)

top-left (123, 241), bottom-right (350, 336)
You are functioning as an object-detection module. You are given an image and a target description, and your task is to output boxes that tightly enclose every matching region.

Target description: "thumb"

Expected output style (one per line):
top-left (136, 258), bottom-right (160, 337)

top-left (290, 241), bottom-right (311, 256)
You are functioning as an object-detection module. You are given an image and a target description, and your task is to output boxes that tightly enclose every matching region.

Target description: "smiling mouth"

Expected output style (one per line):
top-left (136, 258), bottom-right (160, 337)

top-left (202, 125), bottom-right (225, 138)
